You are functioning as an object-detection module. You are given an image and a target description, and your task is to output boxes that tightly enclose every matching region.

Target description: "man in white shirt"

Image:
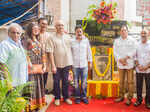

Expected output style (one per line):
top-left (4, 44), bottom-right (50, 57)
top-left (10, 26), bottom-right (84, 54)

top-left (134, 29), bottom-right (150, 109)
top-left (113, 25), bottom-right (137, 105)
top-left (71, 25), bottom-right (92, 104)
top-left (0, 23), bottom-right (28, 87)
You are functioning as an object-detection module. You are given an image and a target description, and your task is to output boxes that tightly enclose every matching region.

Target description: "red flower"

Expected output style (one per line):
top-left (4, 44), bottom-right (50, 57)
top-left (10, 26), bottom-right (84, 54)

top-left (90, 1), bottom-right (117, 25)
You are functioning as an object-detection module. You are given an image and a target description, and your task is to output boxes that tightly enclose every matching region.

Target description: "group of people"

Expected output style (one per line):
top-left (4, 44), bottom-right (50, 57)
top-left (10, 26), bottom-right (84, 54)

top-left (0, 18), bottom-right (92, 111)
top-left (113, 25), bottom-right (150, 109)
top-left (1, 17), bottom-right (150, 111)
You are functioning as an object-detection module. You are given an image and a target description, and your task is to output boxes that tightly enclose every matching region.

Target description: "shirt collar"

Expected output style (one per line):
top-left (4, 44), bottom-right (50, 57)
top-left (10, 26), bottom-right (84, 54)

top-left (120, 36), bottom-right (128, 41)
top-left (8, 37), bottom-right (21, 47)
top-left (140, 40), bottom-right (148, 45)
top-left (75, 35), bottom-right (86, 40)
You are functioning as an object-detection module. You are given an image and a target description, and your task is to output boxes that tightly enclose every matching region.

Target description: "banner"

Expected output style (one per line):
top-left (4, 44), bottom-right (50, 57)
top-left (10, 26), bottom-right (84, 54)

top-left (0, 0), bottom-right (38, 25)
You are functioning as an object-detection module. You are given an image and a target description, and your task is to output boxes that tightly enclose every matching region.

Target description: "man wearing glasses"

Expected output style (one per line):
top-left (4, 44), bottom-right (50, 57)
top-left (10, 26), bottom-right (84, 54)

top-left (0, 23), bottom-right (28, 87)
top-left (113, 25), bottom-right (137, 106)
top-left (46, 20), bottom-right (73, 106)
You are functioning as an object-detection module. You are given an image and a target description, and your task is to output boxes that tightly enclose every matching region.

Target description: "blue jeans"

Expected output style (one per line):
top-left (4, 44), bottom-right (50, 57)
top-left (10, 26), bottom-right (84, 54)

top-left (73, 67), bottom-right (88, 99)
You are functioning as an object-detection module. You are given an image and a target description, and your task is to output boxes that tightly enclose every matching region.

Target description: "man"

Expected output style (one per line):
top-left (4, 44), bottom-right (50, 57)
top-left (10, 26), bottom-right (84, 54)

top-left (134, 29), bottom-right (150, 109)
top-left (113, 25), bottom-right (137, 105)
top-left (46, 20), bottom-right (73, 106)
top-left (71, 25), bottom-right (92, 104)
top-left (0, 23), bottom-right (28, 87)
top-left (38, 18), bottom-right (51, 93)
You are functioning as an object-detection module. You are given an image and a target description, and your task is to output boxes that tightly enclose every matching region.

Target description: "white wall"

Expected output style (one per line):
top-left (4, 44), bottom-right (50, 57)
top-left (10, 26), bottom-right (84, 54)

top-left (124, 0), bottom-right (142, 22)
top-left (124, 0), bottom-right (142, 33)
top-left (70, 0), bottom-right (101, 33)
top-left (0, 28), bottom-right (8, 42)
top-left (61, 0), bottom-right (70, 32)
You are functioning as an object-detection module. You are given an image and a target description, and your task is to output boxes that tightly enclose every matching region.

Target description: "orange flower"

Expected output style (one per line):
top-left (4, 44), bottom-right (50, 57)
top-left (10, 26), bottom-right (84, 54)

top-left (100, 1), bottom-right (106, 7)
top-left (97, 19), bottom-right (101, 24)
top-left (113, 9), bottom-right (117, 14)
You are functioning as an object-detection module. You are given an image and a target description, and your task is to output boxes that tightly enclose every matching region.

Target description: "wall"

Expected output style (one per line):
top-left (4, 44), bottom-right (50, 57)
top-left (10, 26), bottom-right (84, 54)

top-left (46, 0), bottom-right (70, 32)
top-left (0, 28), bottom-right (8, 42)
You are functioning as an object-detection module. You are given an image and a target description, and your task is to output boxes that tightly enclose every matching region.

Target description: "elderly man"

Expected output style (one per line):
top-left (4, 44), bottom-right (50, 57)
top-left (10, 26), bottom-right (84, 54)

top-left (46, 20), bottom-right (73, 106)
top-left (113, 25), bottom-right (137, 105)
top-left (134, 29), bottom-right (150, 109)
top-left (71, 25), bottom-right (92, 104)
top-left (0, 23), bottom-right (28, 87)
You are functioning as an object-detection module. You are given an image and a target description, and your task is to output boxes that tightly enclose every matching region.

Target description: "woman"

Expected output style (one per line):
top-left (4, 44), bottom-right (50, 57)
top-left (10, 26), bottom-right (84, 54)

top-left (22, 22), bottom-right (46, 111)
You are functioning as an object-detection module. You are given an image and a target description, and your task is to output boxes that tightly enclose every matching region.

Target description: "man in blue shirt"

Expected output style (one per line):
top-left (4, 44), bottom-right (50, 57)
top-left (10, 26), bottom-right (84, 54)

top-left (0, 23), bottom-right (28, 87)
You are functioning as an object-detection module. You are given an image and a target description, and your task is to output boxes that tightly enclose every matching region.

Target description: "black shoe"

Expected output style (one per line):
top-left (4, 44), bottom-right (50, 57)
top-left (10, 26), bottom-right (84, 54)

top-left (114, 97), bottom-right (124, 103)
top-left (134, 101), bottom-right (142, 107)
top-left (82, 98), bottom-right (89, 104)
top-left (125, 99), bottom-right (132, 106)
top-left (146, 103), bottom-right (150, 109)
top-left (45, 90), bottom-right (54, 95)
top-left (75, 98), bottom-right (81, 104)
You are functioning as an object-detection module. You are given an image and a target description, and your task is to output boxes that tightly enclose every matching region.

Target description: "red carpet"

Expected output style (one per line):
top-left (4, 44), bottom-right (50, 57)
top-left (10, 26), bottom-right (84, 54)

top-left (46, 98), bottom-right (150, 112)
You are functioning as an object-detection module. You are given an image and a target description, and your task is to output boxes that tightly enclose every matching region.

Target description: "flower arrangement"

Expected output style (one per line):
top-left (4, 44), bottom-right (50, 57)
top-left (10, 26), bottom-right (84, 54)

top-left (86, 0), bottom-right (117, 29)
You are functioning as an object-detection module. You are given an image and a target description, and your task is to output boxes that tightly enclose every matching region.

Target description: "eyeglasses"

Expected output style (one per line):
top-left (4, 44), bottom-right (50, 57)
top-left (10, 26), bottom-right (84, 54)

top-left (10, 31), bottom-right (21, 35)
top-left (56, 24), bottom-right (64, 27)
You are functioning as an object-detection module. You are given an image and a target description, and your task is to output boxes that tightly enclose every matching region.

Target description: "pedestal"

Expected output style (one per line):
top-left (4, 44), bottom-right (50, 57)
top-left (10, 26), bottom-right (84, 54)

top-left (87, 80), bottom-right (119, 98)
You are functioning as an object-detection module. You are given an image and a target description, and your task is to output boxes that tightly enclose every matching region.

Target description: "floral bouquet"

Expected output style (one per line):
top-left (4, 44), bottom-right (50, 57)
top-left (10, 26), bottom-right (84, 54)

top-left (86, 0), bottom-right (117, 30)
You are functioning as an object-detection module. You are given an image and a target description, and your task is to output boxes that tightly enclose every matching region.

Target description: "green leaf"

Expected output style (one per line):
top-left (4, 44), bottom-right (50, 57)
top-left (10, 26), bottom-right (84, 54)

top-left (112, 2), bottom-right (117, 9)
top-left (127, 21), bottom-right (132, 29)
top-left (88, 10), bottom-right (93, 15)
top-left (87, 15), bottom-right (94, 21)
top-left (88, 4), bottom-right (97, 10)
top-left (97, 23), bottom-right (103, 31)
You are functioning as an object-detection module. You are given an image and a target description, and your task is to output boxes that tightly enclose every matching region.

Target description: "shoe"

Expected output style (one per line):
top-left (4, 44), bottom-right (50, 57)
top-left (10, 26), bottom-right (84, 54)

top-left (54, 99), bottom-right (60, 106)
top-left (82, 98), bottom-right (89, 104)
top-left (146, 103), bottom-right (150, 109)
top-left (45, 89), bottom-right (50, 94)
top-left (134, 101), bottom-right (142, 107)
top-left (65, 99), bottom-right (72, 105)
top-left (75, 98), bottom-right (81, 104)
top-left (114, 97), bottom-right (124, 103)
top-left (125, 99), bottom-right (132, 106)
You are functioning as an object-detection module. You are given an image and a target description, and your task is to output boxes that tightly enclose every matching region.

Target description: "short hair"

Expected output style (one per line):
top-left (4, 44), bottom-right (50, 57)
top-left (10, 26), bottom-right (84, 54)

top-left (38, 17), bottom-right (48, 24)
top-left (75, 24), bottom-right (83, 31)
top-left (8, 23), bottom-right (23, 33)
top-left (121, 25), bottom-right (128, 31)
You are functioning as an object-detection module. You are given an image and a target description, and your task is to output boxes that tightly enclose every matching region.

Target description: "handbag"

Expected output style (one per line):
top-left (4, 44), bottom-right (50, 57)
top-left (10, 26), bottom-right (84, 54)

top-left (28, 64), bottom-right (43, 74)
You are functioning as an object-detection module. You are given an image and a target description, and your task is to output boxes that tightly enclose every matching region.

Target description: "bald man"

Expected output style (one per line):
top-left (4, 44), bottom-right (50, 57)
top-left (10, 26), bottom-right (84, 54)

top-left (46, 20), bottom-right (73, 106)
top-left (134, 29), bottom-right (150, 109)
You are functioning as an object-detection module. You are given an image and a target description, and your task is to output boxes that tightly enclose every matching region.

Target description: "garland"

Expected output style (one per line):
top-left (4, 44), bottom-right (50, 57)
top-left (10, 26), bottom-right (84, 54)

top-left (92, 47), bottom-right (114, 77)
top-left (82, 16), bottom-right (115, 77)
top-left (111, 48), bottom-right (114, 75)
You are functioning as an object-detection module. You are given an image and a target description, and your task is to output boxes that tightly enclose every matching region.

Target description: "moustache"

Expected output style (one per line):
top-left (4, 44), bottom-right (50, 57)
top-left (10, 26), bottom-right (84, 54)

top-left (78, 34), bottom-right (82, 36)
